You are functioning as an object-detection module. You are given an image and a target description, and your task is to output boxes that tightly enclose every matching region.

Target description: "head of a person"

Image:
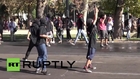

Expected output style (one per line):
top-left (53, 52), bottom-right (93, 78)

top-left (100, 14), bottom-right (106, 19)
top-left (108, 17), bottom-right (112, 21)
top-left (40, 18), bottom-right (47, 26)
top-left (10, 19), bottom-right (13, 22)
top-left (129, 15), bottom-right (132, 19)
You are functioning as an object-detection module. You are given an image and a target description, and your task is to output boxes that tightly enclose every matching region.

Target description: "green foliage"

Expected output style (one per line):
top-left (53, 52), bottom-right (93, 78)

top-left (99, 0), bottom-right (140, 17)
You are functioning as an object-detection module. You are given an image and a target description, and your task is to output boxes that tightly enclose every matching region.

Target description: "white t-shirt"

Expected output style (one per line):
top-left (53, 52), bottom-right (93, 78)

top-left (106, 21), bottom-right (113, 31)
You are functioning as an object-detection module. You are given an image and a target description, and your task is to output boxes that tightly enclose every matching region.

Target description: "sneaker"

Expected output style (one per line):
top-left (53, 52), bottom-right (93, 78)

top-left (58, 41), bottom-right (62, 43)
top-left (36, 68), bottom-right (41, 73)
top-left (100, 44), bottom-right (104, 47)
top-left (70, 42), bottom-right (75, 45)
top-left (84, 69), bottom-right (92, 73)
top-left (105, 44), bottom-right (109, 46)
top-left (51, 41), bottom-right (55, 44)
top-left (46, 44), bottom-right (51, 47)
top-left (23, 58), bottom-right (27, 61)
top-left (41, 70), bottom-right (47, 75)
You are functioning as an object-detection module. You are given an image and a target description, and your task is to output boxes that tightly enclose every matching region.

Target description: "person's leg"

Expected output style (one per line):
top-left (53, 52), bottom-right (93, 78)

top-left (81, 30), bottom-right (89, 44)
top-left (100, 30), bottom-right (104, 47)
top-left (37, 44), bottom-right (47, 74)
top-left (105, 30), bottom-right (109, 45)
top-left (73, 29), bottom-right (82, 44)
top-left (110, 30), bottom-right (114, 41)
top-left (107, 30), bottom-right (110, 41)
top-left (84, 48), bottom-right (96, 73)
top-left (23, 41), bottom-right (34, 60)
top-left (36, 45), bottom-right (43, 73)
top-left (10, 31), bottom-right (14, 41)
top-left (0, 34), bottom-right (1, 45)
top-left (127, 30), bottom-right (130, 39)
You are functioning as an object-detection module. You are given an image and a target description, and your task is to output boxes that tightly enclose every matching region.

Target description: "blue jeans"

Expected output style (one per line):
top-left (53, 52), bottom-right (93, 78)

top-left (86, 47), bottom-right (96, 60)
top-left (36, 44), bottom-right (47, 71)
top-left (127, 30), bottom-right (131, 39)
top-left (74, 29), bottom-right (89, 44)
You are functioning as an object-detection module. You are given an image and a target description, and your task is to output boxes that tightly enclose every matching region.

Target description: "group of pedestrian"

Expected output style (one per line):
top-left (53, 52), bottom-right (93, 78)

top-left (23, 16), bottom-right (55, 75)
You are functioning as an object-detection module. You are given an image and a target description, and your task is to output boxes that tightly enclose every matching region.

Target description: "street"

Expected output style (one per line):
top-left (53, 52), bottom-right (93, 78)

top-left (0, 41), bottom-right (140, 79)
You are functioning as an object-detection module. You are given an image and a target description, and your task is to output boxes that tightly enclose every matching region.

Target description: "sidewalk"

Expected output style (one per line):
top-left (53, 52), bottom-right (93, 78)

top-left (2, 29), bottom-right (140, 43)
top-left (3, 29), bottom-right (78, 35)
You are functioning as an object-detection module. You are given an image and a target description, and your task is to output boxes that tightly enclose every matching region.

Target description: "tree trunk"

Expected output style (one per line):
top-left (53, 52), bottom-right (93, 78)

top-left (82, 0), bottom-right (89, 29)
top-left (36, 0), bottom-right (47, 18)
top-left (27, 4), bottom-right (32, 29)
top-left (114, 0), bottom-right (124, 39)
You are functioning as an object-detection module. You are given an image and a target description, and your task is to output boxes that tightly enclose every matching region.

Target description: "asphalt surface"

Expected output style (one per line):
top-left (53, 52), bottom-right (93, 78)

top-left (0, 40), bottom-right (140, 79)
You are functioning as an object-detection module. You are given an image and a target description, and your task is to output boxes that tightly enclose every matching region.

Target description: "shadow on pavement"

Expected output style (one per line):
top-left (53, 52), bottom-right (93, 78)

top-left (0, 58), bottom-right (6, 62)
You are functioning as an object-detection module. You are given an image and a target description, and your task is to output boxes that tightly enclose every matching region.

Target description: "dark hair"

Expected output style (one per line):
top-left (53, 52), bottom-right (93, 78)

top-left (129, 15), bottom-right (132, 19)
top-left (100, 13), bottom-right (106, 19)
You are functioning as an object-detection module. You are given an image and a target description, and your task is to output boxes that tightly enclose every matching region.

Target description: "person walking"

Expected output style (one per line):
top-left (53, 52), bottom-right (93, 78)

top-left (126, 15), bottom-right (132, 40)
top-left (70, 13), bottom-right (89, 45)
top-left (56, 16), bottom-right (63, 43)
top-left (35, 18), bottom-right (49, 75)
top-left (8, 19), bottom-right (16, 41)
top-left (23, 19), bottom-right (40, 61)
top-left (66, 17), bottom-right (73, 42)
top-left (83, 7), bottom-right (99, 73)
top-left (137, 18), bottom-right (140, 38)
top-left (0, 19), bottom-right (3, 44)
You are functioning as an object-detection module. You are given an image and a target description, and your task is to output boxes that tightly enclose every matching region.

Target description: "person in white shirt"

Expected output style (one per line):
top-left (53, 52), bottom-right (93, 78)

top-left (106, 17), bottom-right (114, 42)
top-left (8, 19), bottom-right (16, 41)
top-left (127, 15), bottom-right (132, 40)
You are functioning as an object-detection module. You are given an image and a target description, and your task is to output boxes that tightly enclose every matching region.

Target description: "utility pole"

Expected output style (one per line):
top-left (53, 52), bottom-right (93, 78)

top-left (66, 0), bottom-right (69, 17)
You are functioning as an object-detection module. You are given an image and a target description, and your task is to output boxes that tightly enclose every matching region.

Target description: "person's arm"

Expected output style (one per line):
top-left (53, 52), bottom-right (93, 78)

top-left (39, 27), bottom-right (49, 38)
top-left (93, 7), bottom-right (99, 25)
top-left (27, 30), bottom-right (31, 40)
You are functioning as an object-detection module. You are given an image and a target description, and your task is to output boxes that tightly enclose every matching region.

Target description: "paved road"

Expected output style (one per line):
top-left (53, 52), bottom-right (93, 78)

top-left (0, 41), bottom-right (140, 79)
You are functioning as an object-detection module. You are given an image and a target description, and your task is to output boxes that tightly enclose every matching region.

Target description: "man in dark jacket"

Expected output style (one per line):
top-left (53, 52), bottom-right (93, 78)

top-left (23, 19), bottom-right (40, 61)
top-left (0, 20), bottom-right (3, 44)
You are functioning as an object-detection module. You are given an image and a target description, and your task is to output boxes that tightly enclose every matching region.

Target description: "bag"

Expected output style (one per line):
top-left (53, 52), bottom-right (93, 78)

top-left (14, 27), bottom-right (17, 32)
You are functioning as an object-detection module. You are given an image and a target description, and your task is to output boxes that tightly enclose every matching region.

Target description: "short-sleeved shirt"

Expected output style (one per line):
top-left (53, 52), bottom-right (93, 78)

top-left (87, 20), bottom-right (97, 48)
top-left (29, 23), bottom-right (39, 44)
top-left (37, 26), bottom-right (47, 45)
top-left (99, 18), bottom-right (106, 30)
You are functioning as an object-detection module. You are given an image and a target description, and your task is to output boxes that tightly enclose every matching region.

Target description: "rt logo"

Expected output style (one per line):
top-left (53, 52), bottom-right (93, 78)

top-left (7, 58), bottom-right (20, 71)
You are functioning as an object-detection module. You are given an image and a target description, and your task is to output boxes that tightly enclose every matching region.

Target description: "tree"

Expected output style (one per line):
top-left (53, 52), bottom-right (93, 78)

top-left (114, 0), bottom-right (125, 38)
top-left (82, 0), bottom-right (89, 28)
top-left (36, 0), bottom-right (47, 18)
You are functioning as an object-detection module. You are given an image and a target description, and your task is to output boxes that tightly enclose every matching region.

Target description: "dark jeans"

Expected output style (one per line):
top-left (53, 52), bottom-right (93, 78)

top-left (66, 29), bottom-right (72, 40)
top-left (137, 27), bottom-right (140, 38)
top-left (108, 30), bottom-right (114, 41)
top-left (57, 29), bottom-right (63, 42)
top-left (24, 41), bottom-right (36, 59)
